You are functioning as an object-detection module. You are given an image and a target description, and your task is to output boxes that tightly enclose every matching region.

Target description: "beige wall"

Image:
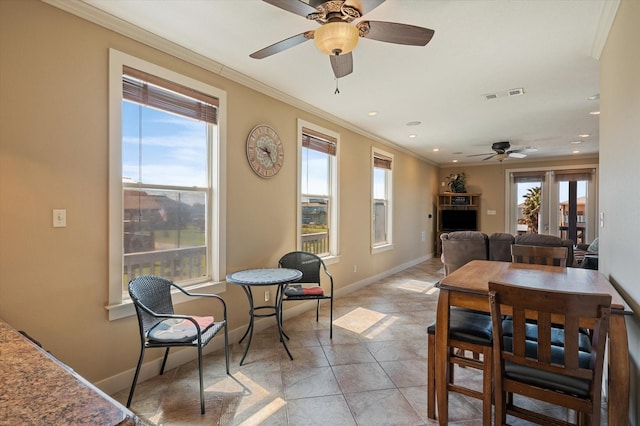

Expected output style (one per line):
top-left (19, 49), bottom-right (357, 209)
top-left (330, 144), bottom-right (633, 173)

top-left (438, 157), bottom-right (598, 235)
top-left (0, 1), bottom-right (437, 390)
top-left (600, 0), bottom-right (640, 423)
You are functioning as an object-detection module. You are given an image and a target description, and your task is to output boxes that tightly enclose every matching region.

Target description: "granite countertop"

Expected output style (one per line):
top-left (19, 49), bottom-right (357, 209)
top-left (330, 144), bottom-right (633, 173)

top-left (0, 319), bottom-right (141, 425)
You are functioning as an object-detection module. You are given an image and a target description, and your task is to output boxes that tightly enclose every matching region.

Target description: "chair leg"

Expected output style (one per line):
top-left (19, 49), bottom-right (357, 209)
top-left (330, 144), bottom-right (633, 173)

top-left (224, 322), bottom-right (230, 374)
top-left (159, 347), bottom-right (170, 375)
top-left (329, 296), bottom-right (333, 339)
top-left (198, 345), bottom-right (205, 414)
top-left (315, 299), bottom-right (320, 321)
top-left (126, 347), bottom-right (145, 408)
top-left (427, 333), bottom-right (436, 419)
top-left (481, 346), bottom-right (492, 426)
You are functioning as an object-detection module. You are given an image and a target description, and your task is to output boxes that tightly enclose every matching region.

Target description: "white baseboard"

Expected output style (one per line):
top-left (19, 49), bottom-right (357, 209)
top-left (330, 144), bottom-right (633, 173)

top-left (95, 253), bottom-right (433, 396)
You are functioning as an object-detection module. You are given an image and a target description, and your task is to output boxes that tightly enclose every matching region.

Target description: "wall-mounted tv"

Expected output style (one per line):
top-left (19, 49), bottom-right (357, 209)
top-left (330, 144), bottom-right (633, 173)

top-left (441, 209), bottom-right (477, 231)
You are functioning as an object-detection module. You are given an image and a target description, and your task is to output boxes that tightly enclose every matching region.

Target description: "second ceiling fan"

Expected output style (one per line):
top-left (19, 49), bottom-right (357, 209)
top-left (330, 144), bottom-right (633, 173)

top-left (250, 0), bottom-right (435, 79)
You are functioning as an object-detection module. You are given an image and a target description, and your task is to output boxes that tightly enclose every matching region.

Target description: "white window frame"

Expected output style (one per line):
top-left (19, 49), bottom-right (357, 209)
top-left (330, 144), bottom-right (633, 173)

top-left (297, 119), bottom-right (339, 264)
top-left (504, 164), bottom-right (597, 242)
top-left (372, 147), bottom-right (394, 253)
top-left (106, 49), bottom-right (227, 320)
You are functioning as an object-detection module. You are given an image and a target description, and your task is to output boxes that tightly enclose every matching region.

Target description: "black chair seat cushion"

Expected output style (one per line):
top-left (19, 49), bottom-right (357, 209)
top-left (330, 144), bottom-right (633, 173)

top-left (501, 319), bottom-right (592, 352)
top-left (284, 284), bottom-right (324, 298)
top-left (427, 308), bottom-right (493, 346)
top-left (147, 316), bottom-right (214, 343)
top-left (503, 337), bottom-right (592, 397)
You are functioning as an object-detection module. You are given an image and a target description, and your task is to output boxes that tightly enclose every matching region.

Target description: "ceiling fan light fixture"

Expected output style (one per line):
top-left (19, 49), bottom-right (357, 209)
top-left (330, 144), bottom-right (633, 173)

top-left (314, 22), bottom-right (359, 55)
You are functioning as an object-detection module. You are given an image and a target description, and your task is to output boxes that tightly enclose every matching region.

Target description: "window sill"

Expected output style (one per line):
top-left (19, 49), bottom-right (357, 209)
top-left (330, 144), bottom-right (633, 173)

top-left (320, 254), bottom-right (340, 266)
top-left (105, 280), bottom-right (227, 321)
top-left (372, 243), bottom-right (394, 254)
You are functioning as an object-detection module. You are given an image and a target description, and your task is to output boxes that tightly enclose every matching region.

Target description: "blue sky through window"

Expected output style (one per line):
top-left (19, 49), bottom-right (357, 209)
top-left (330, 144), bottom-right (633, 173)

top-left (122, 101), bottom-right (208, 187)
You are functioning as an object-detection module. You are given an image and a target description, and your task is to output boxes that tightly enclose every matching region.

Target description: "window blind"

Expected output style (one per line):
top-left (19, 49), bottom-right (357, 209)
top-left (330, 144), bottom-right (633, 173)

top-left (512, 172), bottom-right (546, 183)
top-left (554, 168), bottom-right (594, 182)
top-left (373, 153), bottom-right (392, 170)
top-left (302, 127), bottom-right (337, 156)
top-left (123, 66), bottom-right (218, 124)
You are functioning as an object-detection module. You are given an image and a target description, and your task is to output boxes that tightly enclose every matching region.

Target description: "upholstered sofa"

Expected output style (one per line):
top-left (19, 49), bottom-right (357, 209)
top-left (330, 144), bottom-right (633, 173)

top-left (440, 231), bottom-right (575, 275)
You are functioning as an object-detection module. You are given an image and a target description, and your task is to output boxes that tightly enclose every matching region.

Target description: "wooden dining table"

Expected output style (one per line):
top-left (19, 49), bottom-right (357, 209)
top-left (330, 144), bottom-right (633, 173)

top-left (434, 260), bottom-right (631, 426)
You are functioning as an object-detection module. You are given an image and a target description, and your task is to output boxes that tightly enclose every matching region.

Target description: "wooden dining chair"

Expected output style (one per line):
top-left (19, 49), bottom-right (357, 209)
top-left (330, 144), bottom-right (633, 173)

top-left (427, 307), bottom-right (493, 426)
top-left (488, 281), bottom-right (611, 426)
top-left (511, 244), bottom-right (568, 267)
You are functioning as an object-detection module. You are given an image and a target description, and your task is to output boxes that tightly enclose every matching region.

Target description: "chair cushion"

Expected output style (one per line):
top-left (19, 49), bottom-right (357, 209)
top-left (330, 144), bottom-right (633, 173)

top-left (284, 284), bottom-right (324, 297)
top-left (147, 316), bottom-right (214, 343)
top-left (427, 308), bottom-right (493, 346)
top-left (503, 338), bottom-right (592, 397)
top-left (501, 319), bottom-right (592, 352)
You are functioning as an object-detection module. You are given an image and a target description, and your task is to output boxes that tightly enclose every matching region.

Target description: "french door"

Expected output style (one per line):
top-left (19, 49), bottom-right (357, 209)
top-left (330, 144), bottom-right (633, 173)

top-left (505, 166), bottom-right (597, 244)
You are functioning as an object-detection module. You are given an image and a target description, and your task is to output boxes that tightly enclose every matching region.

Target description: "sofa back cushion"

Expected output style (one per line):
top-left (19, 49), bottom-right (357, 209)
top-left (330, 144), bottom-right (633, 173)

top-left (489, 233), bottom-right (515, 262)
top-left (440, 231), bottom-right (489, 275)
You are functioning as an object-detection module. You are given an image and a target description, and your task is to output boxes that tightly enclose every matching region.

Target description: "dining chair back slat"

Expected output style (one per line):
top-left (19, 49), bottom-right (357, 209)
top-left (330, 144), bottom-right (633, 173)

top-left (511, 244), bottom-right (568, 267)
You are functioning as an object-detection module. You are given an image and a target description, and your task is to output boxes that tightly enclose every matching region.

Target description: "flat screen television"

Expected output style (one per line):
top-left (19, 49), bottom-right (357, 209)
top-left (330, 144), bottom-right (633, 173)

top-left (441, 209), bottom-right (477, 231)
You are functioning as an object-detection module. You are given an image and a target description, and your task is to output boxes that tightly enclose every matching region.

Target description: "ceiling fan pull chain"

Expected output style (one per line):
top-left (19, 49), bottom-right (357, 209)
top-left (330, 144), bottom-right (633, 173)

top-left (334, 78), bottom-right (340, 94)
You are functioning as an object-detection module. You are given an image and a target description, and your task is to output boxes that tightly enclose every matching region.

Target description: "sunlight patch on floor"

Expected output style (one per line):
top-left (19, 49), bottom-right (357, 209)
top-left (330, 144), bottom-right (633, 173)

top-left (333, 306), bottom-right (396, 336)
top-left (398, 279), bottom-right (437, 294)
top-left (237, 397), bottom-right (286, 426)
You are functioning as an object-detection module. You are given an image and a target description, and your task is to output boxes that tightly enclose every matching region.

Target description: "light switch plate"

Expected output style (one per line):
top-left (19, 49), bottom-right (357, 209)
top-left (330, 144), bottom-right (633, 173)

top-left (53, 209), bottom-right (66, 227)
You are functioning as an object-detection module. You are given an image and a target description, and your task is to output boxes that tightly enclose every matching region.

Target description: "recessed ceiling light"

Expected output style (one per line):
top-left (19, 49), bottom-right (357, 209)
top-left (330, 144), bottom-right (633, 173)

top-left (571, 140), bottom-right (583, 144)
top-left (409, 134), bottom-right (417, 138)
top-left (406, 121), bottom-right (421, 126)
top-left (452, 159), bottom-right (458, 163)
top-left (433, 148), bottom-right (439, 152)
top-left (588, 94), bottom-right (600, 100)
top-left (572, 150), bottom-right (581, 154)
top-left (367, 111), bottom-right (378, 116)
top-left (589, 111), bottom-right (600, 115)
top-left (578, 134), bottom-right (590, 138)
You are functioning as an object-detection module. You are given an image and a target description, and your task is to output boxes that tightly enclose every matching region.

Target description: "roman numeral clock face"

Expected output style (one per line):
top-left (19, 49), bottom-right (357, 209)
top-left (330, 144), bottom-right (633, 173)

top-left (246, 125), bottom-right (284, 178)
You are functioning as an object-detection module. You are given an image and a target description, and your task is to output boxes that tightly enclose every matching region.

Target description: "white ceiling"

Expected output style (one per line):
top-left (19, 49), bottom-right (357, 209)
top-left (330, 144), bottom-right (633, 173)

top-left (54, 0), bottom-right (614, 165)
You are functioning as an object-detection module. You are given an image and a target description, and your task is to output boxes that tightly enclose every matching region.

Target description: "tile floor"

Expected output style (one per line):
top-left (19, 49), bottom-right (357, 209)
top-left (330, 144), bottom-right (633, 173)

top-left (112, 258), bottom-right (606, 425)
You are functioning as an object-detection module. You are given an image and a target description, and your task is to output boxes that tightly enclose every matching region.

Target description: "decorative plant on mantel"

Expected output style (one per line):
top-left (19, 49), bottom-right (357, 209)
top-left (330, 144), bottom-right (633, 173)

top-left (522, 186), bottom-right (541, 233)
top-left (446, 172), bottom-right (467, 193)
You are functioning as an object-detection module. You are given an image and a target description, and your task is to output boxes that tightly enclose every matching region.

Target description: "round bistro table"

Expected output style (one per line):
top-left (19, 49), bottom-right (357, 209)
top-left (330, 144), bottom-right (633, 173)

top-left (226, 268), bottom-right (302, 365)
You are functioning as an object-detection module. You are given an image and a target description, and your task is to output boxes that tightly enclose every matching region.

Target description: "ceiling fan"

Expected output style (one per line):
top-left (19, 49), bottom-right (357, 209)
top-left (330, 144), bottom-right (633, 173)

top-left (468, 141), bottom-right (538, 161)
top-left (250, 0), bottom-right (435, 79)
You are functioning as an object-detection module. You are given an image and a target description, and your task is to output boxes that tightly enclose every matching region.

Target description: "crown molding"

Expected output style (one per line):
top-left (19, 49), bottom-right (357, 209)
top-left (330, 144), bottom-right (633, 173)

top-left (591, 0), bottom-right (621, 60)
top-left (40, 0), bottom-right (431, 164)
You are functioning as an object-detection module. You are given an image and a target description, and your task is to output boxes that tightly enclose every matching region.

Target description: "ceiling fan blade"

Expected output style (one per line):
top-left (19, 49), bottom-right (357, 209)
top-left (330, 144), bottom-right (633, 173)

top-left (467, 152), bottom-right (493, 157)
top-left (262, 0), bottom-right (318, 17)
top-left (358, 21), bottom-right (434, 46)
top-left (250, 32), bottom-right (313, 59)
top-left (330, 53), bottom-right (353, 78)
top-left (482, 154), bottom-right (497, 161)
top-left (344, 0), bottom-right (386, 15)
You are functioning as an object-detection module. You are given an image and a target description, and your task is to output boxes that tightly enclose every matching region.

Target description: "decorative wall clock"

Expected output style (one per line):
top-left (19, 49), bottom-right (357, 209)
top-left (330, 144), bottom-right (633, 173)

top-left (246, 125), bottom-right (284, 178)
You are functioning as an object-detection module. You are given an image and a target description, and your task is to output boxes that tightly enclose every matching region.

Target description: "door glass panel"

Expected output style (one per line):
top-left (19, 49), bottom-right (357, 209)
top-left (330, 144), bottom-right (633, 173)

top-left (515, 181), bottom-right (542, 235)
top-left (558, 180), bottom-right (588, 244)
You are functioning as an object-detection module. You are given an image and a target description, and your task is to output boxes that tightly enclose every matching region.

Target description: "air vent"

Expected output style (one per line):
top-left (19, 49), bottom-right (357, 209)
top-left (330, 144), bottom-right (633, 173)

top-left (482, 87), bottom-right (525, 101)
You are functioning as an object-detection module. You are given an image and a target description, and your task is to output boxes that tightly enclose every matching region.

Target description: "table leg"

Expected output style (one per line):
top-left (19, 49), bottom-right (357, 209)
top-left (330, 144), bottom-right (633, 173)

top-left (435, 289), bottom-right (451, 426)
top-left (607, 314), bottom-right (629, 425)
top-left (239, 285), bottom-right (256, 365)
top-left (276, 284), bottom-right (293, 360)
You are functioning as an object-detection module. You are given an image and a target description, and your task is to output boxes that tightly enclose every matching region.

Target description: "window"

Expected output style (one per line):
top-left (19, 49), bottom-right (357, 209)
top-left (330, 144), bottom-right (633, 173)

top-left (505, 166), bottom-right (597, 243)
top-left (298, 120), bottom-right (338, 259)
top-left (108, 50), bottom-right (226, 320)
top-left (372, 148), bottom-right (393, 251)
